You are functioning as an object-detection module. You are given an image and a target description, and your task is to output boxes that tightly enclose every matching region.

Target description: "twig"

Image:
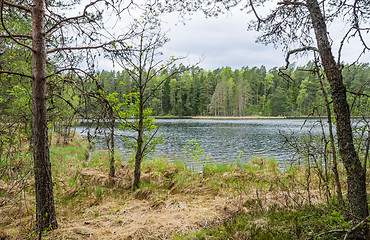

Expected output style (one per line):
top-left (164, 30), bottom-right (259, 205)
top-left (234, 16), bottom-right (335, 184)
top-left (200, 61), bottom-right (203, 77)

top-left (76, 231), bottom-right (93, 240)
top-left (347, 90), bottom-right (370, 98)
top-left (343, 215), bottom-right (370, 240)
top-left (315, 229), bottom-right (347, 238)
top-left (277, 1), bottom-right (307, 7)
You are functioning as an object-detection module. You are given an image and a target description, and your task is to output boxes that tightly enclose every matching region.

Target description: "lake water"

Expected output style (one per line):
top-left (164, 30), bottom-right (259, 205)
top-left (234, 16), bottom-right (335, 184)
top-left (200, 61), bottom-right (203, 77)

top-left (76, 118), bottom-right (328, 166)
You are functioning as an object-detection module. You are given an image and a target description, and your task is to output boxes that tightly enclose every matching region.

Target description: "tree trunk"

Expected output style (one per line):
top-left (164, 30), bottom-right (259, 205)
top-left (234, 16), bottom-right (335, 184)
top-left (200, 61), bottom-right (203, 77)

top-left (307, 0), bottom-right (368, 234)
top-left (109, 113), bottom-right (115, 178)
top-left (133, 100), bottom-right (144, 190)
top-left (32, 0), bottom-right (58, 232)
top-left (318, 73), bottom-right (345, 213)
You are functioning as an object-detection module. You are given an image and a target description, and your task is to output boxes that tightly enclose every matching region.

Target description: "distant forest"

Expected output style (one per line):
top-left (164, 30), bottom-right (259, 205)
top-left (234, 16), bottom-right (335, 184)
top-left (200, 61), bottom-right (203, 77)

top-left (98, 62), bottom-right (370, 117)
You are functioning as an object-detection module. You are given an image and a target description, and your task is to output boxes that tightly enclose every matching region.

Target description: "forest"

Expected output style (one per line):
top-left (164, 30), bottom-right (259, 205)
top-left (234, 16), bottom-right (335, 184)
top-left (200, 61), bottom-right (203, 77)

top-left (1, 0), bottom-right (370, 239)
top-left (97, 63), bottom-right (370, 117)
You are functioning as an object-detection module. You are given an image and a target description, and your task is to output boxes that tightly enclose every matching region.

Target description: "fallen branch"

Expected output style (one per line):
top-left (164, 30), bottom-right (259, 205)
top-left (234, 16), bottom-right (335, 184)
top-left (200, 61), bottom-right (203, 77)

top-left (343, 215), bottom-right (370, 240)
top-left (315, 229), bottom-right (347, 238)
top-left (76, 231), bottom-right (93, 240)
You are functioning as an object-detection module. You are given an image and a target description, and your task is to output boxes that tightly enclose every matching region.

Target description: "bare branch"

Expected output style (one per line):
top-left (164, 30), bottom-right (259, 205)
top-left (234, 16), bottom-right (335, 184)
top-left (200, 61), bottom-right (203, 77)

top-left (3, 0), bottom-right (31, 13)
top-left (0, 70), bottom-right (32, 79)
top-left (337, 27), bottom-right (354, 65)
top-left (45, 0), bottom-right (101, 35)
top-left (141, 127), bottom-right (159, 157)
top-left (143, 59), bottom-right (186, 105)
top-left (277, 1), bottom-right (307, 7)
top-left (343, 215), bottom-right (370, 240)
top-left (347, 90), bottom-right (370, 98)
top-left (51, 93), bottom-right (87, 118)
top-left (0, 1), bottom-right (33, 51)
top-left (352, 0), bottom-right (369, 51)
top-left (47, 41), bottom-right (116, 54)
top-left (281, 46), bottom-right (319, 70)
top-left (0, 34), bottom-right (32, 39)
top-left (315, 229), bottom-right (347, 238)
top-left (45, 67), bottom-right (95, 80)
top-left (249, 0), bottom-right (263, 31)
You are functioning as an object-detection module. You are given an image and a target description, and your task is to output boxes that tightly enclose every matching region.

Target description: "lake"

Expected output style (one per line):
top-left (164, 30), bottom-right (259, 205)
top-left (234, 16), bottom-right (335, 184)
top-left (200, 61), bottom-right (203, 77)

top-left (76, 118), bottom-right (329, 166)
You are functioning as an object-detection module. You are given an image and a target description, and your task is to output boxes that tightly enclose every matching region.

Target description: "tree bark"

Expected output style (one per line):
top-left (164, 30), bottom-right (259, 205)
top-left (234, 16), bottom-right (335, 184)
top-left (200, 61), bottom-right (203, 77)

top-left (133, 97), bottom-right (144, 190)
top-left (32, 0), bottom-right (58, 232)
top-left (307, 0), bottom-right (368, 234)
top-left (109, 110), bottom-right (115, 178)
top-left (318, 72), bottom-right (345, 213)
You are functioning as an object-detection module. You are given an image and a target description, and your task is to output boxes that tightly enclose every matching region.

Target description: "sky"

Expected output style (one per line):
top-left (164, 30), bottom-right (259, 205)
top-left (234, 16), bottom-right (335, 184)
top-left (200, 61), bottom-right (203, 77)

top-left (94, 1), bottom-right (369, 72)
top-left (157, 7), bottom-right (370, 71)
top-left (160, 10), bottom-right (285, 70)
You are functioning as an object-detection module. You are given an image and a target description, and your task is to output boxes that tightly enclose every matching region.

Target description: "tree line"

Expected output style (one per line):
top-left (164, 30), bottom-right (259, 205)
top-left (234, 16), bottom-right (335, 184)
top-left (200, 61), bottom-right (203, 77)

top-left (97, 63), bottom-right (370, 117)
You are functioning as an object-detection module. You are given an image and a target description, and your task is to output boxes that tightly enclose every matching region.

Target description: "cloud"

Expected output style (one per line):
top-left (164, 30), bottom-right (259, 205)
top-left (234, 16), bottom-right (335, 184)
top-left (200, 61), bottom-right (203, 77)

top-left (160, 8), bottom-right (369, 71)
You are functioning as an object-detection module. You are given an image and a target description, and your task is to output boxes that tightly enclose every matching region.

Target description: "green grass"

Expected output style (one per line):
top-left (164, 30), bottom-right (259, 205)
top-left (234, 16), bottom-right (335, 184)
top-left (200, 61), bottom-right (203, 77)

top-left (244, 156), bottom-right (280, 173)
top-left (203, 162), bottom-right (236, 176)
top-left (170, 203), bottom-right (347, 240)
top-left (87, 150), bottom-right (108, 168)
top-left (3, 133), bottom-right (361, 240)
top-left (166, 155), bottom-right (354, 240)
top-left (142, 157), bottom-right (173, 172)
top-left (50, 137), bottom-right (89, 176)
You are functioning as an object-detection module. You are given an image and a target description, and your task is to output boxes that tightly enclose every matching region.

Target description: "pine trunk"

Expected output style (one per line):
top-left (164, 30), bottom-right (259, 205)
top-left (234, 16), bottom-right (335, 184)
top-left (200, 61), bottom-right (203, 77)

top-left (307, 0), bottom-right (368, 236)
top-left (32, 0), bottom-right (58, 232)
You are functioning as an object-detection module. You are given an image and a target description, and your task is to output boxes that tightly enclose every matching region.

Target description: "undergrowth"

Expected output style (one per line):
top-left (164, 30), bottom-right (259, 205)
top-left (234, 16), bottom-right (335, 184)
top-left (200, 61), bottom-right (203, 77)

top-left (171, 202), bottom-right (347, 240)
top-left (1, 134), bottom-right (366, 240)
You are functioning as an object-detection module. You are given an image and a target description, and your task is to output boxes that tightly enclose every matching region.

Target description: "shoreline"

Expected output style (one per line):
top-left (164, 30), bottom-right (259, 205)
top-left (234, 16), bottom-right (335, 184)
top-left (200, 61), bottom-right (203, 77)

top-left (154, 115), bottom-right (286, 119)
top-left (76, 115), bottom-right (368, 122)
top-left (154, 115), bottom-right (369, 119)
top-left (153, 115), bottom-right (336, 119)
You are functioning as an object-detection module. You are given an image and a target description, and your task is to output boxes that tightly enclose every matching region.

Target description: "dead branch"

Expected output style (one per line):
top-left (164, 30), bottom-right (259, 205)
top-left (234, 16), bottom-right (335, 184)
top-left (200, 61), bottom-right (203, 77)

top-left (0, 34), bottom-right (32, 39)
top-left (3, 0), bottom-right (31, 13)
top-left (281, 46), bottom-right (319, 70)
top-left (352, 0), bottom-right (369, 52)
top-left (249, 0), bottom-right (263, 31)
top-left (0, 1), bottom-right (33, 51)
top-left (315, 229), bottom-right (347, 238)
top-left (343, 215), bottom-right (370, 240)
top-left (47, 41), bottom-right (117, 54)
top-left (0, 70), bottom-right (32, 79)
top-left (45, 67), bottom-right (96, 80)
top-left (337, 27), bottom-right (353, 65)
top-left (277, 1), bottom-right (307, 7)
top-left (76, 231), bottom-right (93, 240)
top-left (46, 0), bottom-right (102, 35)
top-left (347, 90), bottom-right (370, 98)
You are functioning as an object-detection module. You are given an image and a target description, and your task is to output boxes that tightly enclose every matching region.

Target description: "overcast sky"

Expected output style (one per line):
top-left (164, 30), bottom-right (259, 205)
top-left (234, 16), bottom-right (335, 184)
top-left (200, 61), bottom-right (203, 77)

top-left (157, 8), bottom-right (370, 71)
top-left (95, 2), bottom-right (369, 72)
top-left (160, 10), bottom-right (283, 70)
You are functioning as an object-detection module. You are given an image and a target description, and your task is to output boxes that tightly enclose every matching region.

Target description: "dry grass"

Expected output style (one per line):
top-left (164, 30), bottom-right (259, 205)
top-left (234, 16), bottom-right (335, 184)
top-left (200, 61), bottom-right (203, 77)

top-left (0, 136), bottom-right (243, 240)
top-left (0, 136), bottom-right (351, 240)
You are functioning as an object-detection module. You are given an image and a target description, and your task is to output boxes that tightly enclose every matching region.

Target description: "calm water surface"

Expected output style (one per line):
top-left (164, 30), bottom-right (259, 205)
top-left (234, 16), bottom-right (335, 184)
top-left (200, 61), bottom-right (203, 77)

top-left (76, 118), bottom-right (328, 166)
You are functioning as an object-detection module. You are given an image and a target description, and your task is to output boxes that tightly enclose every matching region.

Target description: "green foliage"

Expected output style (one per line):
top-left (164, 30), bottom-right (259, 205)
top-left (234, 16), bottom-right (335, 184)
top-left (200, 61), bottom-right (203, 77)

top-left (93, 186), bottom-right (103, 201)
top-left (171, 203), bottom-right (348, 240)
top-left (117, 91), bottom-right (164, 157)
top-left (183, 139), bottom-right (205, 163)
top-left (93, 63), bottom-right (369, 117)
top-left (203, 162), bottom-right (235, 176)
